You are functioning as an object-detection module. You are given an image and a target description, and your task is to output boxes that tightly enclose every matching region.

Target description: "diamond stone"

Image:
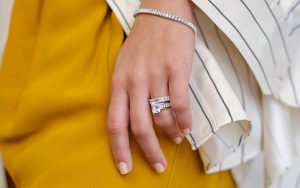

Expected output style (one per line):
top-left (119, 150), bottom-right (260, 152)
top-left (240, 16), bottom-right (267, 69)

top-left (151, 103), bottom-right (161, 113)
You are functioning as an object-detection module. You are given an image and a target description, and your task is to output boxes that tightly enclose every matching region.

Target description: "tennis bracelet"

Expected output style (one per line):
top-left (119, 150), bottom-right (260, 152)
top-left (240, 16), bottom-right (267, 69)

top-left (133, 8), bottom-right (197, 34)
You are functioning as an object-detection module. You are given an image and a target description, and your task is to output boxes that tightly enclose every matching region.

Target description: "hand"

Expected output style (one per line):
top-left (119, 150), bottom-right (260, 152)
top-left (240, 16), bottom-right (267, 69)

top-left (107, 0), bottom-right (195, 175)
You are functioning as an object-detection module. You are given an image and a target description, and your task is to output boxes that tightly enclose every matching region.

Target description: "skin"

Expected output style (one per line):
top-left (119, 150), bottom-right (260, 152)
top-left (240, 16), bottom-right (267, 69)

top-left (107, 0), bottom-right (195, 174)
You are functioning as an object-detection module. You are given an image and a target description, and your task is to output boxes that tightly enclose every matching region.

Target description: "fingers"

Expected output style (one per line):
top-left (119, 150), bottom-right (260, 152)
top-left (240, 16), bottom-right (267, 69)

top-left (107, 81), bottom-right (132, 175)
top-left (150, 73), bottom-right (183, 144)
top-left (108, 62), bottom-right (192, 175)
top-left (169, 71), bottom-right (192, 135)
top-left (129, 77), bottom-right (167, 173)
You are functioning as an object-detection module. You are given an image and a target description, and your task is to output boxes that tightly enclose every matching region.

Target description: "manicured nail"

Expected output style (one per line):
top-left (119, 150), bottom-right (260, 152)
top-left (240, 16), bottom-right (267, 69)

top-left (183, 128), bottom-right (191, 135)
top-left (174, 137), bottom-right (182, 144)
top-left (153, 163), bottom-right (165, 173)
top-left (118, 162), bottom-right (128, 175)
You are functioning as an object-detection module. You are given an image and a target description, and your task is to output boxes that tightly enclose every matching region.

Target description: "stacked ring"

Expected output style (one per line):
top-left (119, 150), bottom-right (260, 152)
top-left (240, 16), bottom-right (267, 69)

top-left (149, 96), bottom-right (171, 114)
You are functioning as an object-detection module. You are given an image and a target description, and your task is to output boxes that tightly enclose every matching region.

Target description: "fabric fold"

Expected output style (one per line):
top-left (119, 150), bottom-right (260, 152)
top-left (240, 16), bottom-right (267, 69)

top-left (191, 0), bottom-right (300, 108)
top-left (262, 95), bottom-right (298, 185)
top-left (187, 40), bottom-right (252, 172)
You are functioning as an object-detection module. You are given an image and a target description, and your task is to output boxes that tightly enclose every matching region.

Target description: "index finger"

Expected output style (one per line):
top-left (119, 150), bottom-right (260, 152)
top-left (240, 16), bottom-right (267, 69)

top-left (107, 84), bottom-right (132, 175)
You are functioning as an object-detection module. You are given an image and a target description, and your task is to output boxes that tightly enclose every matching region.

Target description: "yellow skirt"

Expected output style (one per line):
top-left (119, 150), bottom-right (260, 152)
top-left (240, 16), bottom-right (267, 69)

top-left (0, 0), bottom-right (235, 187)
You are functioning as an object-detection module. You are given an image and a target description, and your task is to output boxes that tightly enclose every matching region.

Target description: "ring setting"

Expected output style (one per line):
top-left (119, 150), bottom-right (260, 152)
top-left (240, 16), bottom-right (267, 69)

top-left (149, 96), bottom-right (171, 113)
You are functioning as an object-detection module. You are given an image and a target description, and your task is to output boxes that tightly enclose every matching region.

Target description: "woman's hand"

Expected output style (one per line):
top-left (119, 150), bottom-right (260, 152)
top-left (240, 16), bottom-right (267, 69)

top-left (107, 0), bottom-right (195, 175)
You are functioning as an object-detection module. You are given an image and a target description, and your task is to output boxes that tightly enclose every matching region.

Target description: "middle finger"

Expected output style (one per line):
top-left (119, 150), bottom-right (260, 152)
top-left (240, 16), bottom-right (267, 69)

top-left (129, 79), bottom-right (167, 173)
top-left (150, 76), bottom-right (183, 144)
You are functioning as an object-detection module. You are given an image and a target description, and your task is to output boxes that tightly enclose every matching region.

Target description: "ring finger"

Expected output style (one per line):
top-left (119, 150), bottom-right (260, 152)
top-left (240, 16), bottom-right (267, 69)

top-left (150, 75), bottom-right (183, 144)
top-left (129, 78), bottom-right (167, 173)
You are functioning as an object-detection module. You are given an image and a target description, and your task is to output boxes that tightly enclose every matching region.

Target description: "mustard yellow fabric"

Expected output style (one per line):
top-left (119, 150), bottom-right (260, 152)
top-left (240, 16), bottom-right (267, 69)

top-left (0, 0), bottom-right (236, 187)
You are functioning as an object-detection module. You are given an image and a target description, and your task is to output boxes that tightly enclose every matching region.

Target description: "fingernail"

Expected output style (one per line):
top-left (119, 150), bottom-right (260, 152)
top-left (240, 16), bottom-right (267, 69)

top-left (118, 162), bottom-right (128, 175)
top-left (174, 137), bottom-right (182, 144)
top-left (153, 163), bottom-right (165, 173)
top-left (183, 128), bottom-right (191, 135)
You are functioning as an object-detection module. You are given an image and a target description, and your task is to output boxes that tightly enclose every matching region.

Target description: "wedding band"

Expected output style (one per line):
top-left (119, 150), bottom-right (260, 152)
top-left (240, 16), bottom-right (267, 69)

top-left (149, 96), bottom-right (171, 104)
top-left (149, 96), bottom-right (171, 113)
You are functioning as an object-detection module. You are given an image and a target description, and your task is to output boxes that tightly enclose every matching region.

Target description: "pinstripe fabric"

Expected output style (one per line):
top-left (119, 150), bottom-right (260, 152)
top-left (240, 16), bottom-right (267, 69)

top-left (103, 0), bottom-right (300, 188)
top-left (0, 154), bottom-right (7, 188)
top-left (0, 0), bottom-right (14, 69)
top-left (194, 0), bottom-right (300, 107)
top-left (0, 1), bottom-right (14, 187)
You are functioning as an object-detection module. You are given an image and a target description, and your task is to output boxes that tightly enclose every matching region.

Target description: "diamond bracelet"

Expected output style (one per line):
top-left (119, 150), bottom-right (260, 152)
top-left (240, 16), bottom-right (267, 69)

top-left (133, 8), bottom-right (197, 34)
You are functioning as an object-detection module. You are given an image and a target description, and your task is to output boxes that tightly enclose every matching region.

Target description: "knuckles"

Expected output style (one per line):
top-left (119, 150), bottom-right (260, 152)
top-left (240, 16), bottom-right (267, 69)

top-left (112, 58), bottom-right (190, 88)
top-left (111, 73), bottom-right (125, 89)
top-left (107, 118), bottom-right (124, 137)
top-left (153, 115), bottom-right (172, 128)
top-left (172, 101), bottom-right (189, 114)
top-left (148, 66), bottom-right (163, 78)
top-left (142, 151), bottom-right (160, 163)
top-left (130, 121), bottom-right (151, 139)
top-left (127, 71), bottom-right (146, 86)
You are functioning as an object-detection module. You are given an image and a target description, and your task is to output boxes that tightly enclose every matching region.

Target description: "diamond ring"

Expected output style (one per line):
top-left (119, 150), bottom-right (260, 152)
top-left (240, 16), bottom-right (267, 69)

top-left (149, 96), bottom-right (171, 114)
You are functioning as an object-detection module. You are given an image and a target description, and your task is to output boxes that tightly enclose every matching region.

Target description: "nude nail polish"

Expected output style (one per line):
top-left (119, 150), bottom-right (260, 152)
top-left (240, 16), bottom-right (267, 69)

top-left (174, 137), bottom-right (182, 144)
top-left (118, 162), bottom-right (128, 175)
top-left (153, 163), bottom-right (165, 173)
top-left (183, 128), bottom-right (191, 135)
